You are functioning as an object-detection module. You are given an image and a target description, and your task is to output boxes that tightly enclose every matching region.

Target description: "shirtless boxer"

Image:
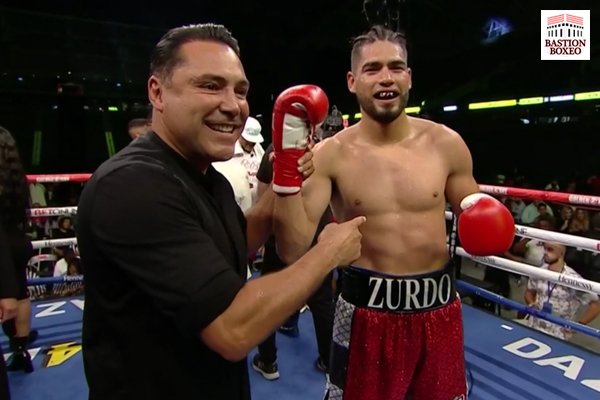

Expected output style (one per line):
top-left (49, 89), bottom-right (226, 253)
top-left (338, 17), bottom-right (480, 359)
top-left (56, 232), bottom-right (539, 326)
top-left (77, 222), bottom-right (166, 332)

top-left (272, 25), bottom-right (515, 400)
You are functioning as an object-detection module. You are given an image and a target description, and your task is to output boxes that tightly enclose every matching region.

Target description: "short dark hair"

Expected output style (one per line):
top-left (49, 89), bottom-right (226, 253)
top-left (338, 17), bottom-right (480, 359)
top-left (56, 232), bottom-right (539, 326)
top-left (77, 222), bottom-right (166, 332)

top-left (536, 214), bottom-right (555, 227)
top-left (351, 25), bottom-right (408, 70)
top-left (128, 118), bottom-right (149, 129)
top-left (150, 23), bottom-right (240, 82)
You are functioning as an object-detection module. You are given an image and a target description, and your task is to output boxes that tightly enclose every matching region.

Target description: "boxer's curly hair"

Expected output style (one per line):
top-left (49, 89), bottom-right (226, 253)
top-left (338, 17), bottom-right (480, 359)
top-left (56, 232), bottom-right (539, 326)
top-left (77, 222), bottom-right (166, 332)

top-left (351, 25), bottom-right (408, 70)
top-left (150, 23), bottom-right (240, 84)
top-left (0, 126), bottom-right (30, 230)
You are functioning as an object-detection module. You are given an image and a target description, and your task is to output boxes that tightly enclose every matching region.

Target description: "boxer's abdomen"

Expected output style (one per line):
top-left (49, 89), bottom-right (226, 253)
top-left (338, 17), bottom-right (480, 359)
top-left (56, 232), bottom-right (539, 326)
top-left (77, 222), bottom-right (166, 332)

top-left (347, 211), bottom-right (450, 275)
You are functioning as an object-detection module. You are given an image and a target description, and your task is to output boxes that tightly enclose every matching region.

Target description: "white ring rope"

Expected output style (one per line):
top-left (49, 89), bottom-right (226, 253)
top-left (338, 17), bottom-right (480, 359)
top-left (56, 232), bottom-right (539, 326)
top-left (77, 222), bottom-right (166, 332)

top-left (28, 254), bottom-right (58, 265)
top-left (28, 206), bottom-right (78, 217)
top-left (31, 237), bottom-right (77, 250)
top-left (445, 211), bottom-right (600, 253)
top-left (453, 246), bottom-right (600, 295)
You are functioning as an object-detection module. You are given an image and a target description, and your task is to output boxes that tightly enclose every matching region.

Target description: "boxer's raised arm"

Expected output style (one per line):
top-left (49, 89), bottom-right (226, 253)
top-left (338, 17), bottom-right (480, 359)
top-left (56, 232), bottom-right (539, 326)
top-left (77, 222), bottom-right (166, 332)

top-left (274, 140), bottom-right (335, 263)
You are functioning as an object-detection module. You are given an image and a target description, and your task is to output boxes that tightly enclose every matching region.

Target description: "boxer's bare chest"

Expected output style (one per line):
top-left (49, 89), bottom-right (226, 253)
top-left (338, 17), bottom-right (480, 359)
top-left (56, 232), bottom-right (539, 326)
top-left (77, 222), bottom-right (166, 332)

top-left (331, 138), bottom-right (449, 219)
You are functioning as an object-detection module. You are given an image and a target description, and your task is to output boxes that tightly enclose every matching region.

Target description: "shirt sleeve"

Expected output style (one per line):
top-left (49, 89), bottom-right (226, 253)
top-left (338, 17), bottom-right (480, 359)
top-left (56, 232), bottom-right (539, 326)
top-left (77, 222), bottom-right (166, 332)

top-left (256, 144), bottom-right (273, 184)
top-left (89, 164), bottom-right (245, 337)
top-left (527, 277), bottom-right (537, 291)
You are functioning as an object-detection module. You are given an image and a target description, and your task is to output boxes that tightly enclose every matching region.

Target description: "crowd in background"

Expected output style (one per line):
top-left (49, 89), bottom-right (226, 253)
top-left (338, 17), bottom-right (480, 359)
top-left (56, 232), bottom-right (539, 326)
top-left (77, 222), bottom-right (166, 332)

top-left (26, 182), bottom-right (83, 299)
top-left (18, 115), bottom-right (600, 348)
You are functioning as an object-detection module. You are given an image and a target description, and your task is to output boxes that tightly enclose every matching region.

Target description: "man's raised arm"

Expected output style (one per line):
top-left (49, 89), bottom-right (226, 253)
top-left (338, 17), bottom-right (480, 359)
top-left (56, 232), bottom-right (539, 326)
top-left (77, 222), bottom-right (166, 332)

top-left (270, 85), bottom-right (333, 263)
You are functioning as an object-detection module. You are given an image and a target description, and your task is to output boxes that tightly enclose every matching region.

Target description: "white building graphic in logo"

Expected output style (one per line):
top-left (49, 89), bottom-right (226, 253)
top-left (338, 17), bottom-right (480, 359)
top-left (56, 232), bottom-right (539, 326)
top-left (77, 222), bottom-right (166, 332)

top-left (541, 10), bottom-right (590, 60)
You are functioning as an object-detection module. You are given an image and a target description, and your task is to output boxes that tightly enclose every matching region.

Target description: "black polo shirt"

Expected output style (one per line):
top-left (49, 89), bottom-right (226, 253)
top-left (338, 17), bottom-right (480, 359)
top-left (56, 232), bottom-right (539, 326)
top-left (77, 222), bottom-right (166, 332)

top-left (77, 132), bottom-right (250, 400)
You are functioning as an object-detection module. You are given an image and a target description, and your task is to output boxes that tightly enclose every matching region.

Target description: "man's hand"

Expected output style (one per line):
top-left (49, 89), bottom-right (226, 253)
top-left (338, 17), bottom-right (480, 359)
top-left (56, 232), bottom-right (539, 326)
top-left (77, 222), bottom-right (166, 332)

top-left (318, 216), bottom-right (366, 266)
top-left (0, 298), bottom-right (18, 321)
top-left (297, 151), bottom-right (314, 180)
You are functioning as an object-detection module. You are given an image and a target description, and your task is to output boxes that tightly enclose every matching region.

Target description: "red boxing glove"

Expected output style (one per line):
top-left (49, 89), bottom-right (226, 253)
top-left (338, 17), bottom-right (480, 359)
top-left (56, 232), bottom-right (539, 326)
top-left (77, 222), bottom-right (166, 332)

top-left (458, 193), bottom-right (515, 256)
top-left (272, 85), bottom-right (329, 195)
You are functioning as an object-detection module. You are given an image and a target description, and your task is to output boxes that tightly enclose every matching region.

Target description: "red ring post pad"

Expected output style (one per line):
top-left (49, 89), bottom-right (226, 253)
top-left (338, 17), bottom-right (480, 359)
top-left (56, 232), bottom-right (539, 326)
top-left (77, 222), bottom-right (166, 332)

top-left (457, 280), bottom-right (600, 339)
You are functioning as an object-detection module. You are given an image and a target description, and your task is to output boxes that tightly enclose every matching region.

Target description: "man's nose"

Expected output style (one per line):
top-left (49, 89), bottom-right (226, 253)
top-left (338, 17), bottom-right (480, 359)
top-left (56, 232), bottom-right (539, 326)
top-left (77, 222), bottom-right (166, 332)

top-left (220, 90), bottom-right (241, 117)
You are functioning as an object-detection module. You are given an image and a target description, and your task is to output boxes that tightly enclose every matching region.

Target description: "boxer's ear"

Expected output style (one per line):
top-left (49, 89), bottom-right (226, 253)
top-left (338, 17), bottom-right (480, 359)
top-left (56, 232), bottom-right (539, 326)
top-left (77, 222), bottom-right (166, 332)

top-left (347, 71), bottom-right (356, 94)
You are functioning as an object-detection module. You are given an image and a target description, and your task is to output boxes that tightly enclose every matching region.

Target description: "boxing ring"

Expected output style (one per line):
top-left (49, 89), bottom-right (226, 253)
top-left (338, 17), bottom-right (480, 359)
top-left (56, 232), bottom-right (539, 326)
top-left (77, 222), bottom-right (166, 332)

top-left (3, 174), bottom-right (600, 400)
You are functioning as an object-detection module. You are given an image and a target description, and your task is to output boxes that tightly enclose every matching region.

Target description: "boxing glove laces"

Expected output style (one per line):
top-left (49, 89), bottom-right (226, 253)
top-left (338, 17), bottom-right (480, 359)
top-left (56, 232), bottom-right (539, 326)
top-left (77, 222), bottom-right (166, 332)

top-left (272, 85), bottom-right (329, 195)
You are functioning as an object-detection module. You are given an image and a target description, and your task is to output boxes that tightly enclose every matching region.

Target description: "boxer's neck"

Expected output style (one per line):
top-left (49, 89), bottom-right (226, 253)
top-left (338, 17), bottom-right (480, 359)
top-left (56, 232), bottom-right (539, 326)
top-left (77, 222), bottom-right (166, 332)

top-left (359, 112), bottom-right (412, 144)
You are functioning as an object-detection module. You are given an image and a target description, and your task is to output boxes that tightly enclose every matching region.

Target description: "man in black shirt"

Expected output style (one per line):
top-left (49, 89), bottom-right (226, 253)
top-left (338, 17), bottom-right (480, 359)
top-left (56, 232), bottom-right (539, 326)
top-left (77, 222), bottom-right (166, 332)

top-left (252, 140), bottom-right (336, 380)
top-left (77, 23), bottom-right (365, 400)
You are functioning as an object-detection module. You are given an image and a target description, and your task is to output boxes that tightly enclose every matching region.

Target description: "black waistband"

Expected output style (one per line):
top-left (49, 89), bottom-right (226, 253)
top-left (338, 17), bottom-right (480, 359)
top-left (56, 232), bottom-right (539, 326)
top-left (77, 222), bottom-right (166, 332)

top-left (340, 262), bottom-right (456, 313)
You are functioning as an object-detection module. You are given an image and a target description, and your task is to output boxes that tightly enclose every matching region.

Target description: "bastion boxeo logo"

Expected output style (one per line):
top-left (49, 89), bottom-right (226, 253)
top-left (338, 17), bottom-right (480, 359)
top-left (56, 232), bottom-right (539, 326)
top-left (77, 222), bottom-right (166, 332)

top-left (541, 10), bottom-right (590, 60)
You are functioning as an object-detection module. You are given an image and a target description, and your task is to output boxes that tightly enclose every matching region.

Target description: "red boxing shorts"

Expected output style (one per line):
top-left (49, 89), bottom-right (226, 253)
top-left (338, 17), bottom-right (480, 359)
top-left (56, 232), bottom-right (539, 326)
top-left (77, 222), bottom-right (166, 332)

top-left (325, 263), bottom-right (466, 400)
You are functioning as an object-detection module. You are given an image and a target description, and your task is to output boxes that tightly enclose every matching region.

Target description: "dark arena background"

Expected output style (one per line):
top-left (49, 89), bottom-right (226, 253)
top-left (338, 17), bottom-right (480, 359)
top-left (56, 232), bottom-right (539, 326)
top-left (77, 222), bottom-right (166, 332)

top-left (1, 0), bottom-right (600, 399)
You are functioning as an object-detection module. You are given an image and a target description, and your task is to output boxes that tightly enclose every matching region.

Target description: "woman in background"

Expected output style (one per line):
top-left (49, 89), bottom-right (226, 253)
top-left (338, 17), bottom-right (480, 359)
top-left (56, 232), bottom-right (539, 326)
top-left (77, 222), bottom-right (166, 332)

top-left (0, 126), bottom-right (35, 373)
top-left (556, 206), bottom-right (573, 232)
top-left (568, 208), bottom-right (590, 236)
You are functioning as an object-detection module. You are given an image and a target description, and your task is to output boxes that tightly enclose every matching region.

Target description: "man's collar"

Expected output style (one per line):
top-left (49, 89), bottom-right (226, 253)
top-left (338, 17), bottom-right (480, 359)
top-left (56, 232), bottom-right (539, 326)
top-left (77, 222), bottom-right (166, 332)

top-left (143, 131), bottom-right (219, 185)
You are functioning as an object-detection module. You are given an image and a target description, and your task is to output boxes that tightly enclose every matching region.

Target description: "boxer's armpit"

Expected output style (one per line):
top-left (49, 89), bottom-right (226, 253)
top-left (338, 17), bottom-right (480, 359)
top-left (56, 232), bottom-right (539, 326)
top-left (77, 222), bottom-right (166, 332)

top-left (89, 164), bottom-right (245, 338)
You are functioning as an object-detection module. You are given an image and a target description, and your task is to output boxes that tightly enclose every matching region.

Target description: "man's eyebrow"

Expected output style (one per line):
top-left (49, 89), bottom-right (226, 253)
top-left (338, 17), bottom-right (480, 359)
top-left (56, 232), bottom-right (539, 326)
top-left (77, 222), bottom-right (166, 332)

top-left (189, 74), bottom-right (250, 88)
top-left (361, 59), bottom-right (406, 71)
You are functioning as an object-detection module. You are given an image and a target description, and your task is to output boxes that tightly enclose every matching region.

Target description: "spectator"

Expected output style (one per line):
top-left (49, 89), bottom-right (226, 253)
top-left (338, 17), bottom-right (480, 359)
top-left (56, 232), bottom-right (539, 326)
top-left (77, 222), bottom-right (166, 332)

top-left (52, 249), bottom-right (83, 298)
top-left (524, 243), bottom-right (600, 341)
top-left (505, 215), bottom-right (554, 267)
top-left (29, 183), bottom-right (47, 207)
top-left (232, 117), bottom-right (265, 205)
top-left (127, 118), bottom-right (150, 141)
top-left (544, 179), bottom-right (559, 191)
top-left (568, 208), bottom-right (589, 235)
top-left (212, 161), bottom-right (253, 212)
top-left (51, 216), bottom-right (76, 258)
top-left (556, 206), bottom-right (574, 232)
top-left (565, 180), bottom-right (577, 193)
top-left (521, 201), bottom-right (554, 225)
top-left (508, 198), bottom-right (526, 223)
top-left (537, 203), bottom-right (550, 218)
top-left (589, 213), bottom-right (600, 238)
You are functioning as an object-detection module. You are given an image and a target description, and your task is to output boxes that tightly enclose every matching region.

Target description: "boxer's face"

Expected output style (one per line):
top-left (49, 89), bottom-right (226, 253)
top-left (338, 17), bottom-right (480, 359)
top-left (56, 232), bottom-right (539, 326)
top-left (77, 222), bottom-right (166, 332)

top-left (149, 40), bottom-right (250, 165)
top-left (347, 41), bottom-right (412, 124)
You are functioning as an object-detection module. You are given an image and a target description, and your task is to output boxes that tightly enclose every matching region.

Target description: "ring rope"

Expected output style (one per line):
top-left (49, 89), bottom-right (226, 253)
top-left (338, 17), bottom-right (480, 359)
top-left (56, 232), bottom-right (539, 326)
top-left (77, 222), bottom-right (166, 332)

top-left (453, 245), bottom-right (600, 294)
top-left (27, 173), bottom-right (91, 183)
top-left (457, 280), bottom-right (600, 338)
top-left (28, 254), bottom-right (57, 265)
top-left (445, 211), bottom-right (600, 253)
top-left (27, 275), bottom-right (83, 286)
top-left (28, 206), bottom-right (78, 217)
top-left (24, 174), bottom-right (600, 207)
top-left (31, 237), bottom-right (77, 250)
top-left (479, 184), bottom-right (600, 207)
